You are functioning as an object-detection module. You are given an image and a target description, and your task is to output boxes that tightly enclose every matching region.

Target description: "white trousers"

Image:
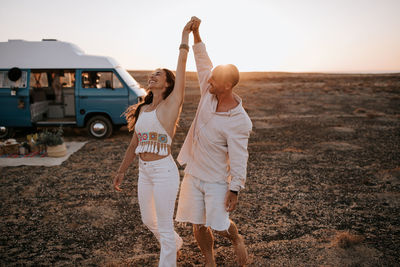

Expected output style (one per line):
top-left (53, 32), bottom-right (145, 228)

top-left (138, 155), bottom-right (182, 267)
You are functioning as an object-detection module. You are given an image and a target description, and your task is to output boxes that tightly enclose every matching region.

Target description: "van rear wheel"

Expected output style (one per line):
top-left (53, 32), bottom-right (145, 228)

top-left (86, 116), bottom-right (113, 139)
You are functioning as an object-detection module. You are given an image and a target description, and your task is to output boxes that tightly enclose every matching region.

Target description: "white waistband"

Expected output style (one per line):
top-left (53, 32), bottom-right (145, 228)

top-left (139, 154), bottom-right (174, 166)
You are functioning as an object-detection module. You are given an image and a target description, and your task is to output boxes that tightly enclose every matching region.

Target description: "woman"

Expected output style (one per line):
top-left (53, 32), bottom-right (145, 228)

top-left (113, 19), bottom-right (193, 267)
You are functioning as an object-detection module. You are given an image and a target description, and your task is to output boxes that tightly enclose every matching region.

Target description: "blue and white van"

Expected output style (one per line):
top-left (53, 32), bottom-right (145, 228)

top-left (0, 39), bottom-right (146, 138)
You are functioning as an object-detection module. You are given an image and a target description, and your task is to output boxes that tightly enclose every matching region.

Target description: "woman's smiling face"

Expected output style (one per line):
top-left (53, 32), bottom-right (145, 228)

top-left (148, 69), bottom-right (168, 92)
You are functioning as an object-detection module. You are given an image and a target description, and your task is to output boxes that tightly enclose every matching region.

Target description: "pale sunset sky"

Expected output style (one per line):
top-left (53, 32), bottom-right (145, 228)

top-left (0, 0), bottom-right (399, 73)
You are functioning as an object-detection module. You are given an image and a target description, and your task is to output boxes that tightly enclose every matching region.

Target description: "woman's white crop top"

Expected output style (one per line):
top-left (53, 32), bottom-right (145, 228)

top-left (134, 109), bottom-right (172, 155)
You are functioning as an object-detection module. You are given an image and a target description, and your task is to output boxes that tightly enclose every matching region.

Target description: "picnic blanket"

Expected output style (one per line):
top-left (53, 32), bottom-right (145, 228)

top-left (0, 141), bottom-right (88, 167)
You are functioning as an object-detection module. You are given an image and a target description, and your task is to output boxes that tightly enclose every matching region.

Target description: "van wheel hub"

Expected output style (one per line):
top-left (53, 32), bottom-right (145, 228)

top-left (92, 122), bottom-right (106, 136)
top-left (86, 115), bottom-right (113, 139)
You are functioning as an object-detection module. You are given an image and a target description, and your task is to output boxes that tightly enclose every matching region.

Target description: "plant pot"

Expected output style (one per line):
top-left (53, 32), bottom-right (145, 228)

top-left (47, 143), bottom-right (67, 157)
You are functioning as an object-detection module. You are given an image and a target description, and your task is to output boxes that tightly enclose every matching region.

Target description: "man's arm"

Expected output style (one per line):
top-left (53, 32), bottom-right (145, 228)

top-left (224, 116), bottom-right (252, 212)
top-left (226, 116), bottom-right (253, 192)
top-left (191, 17), bottom-right (213, 96)
top-left (192, 19), bottom-right (202, 44)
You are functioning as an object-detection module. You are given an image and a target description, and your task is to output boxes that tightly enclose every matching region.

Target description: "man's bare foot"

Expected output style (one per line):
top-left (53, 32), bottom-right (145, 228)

top-left (204, 249), bottom-right (216, 267)
top-left (204, 257), bottom-right (216, 267)
top-left (233, 234), bottom-right (248, 266)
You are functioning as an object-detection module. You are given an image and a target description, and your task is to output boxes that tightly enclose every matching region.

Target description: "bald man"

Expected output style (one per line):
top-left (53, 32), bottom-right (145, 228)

top-left (176, 17), bottom-right (252, 266)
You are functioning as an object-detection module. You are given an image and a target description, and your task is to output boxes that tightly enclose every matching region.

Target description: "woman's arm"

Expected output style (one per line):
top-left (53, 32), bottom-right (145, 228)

top-left (165, 20), bottom-right (193, 106)
top-left (113, 133), bottom-right (138, 191)
top-left (158, 19), bottom-right (193, 137)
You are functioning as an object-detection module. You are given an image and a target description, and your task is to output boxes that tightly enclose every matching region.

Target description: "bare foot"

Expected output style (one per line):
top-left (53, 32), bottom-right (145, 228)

top-left (233, 234), bottom-right (248, 266)
top-left (204, 258), bottom-right (216, 267)
top-left (203, 249), bottom-right (216, 267)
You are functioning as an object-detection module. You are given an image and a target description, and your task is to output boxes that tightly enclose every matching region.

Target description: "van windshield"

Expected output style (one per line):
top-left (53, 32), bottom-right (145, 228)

top-left (116, 67), bottom-right (139, 88)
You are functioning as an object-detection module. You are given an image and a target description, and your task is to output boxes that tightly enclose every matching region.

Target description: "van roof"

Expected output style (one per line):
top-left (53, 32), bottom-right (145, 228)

top-left (0, 39), bottom-right (119, 69)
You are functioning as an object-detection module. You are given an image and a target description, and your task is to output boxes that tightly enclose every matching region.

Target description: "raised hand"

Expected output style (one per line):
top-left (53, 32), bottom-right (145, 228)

top-left (191, 16), bottom-right (201, 32)
top-left (183, 19), bottom-right (194, 35)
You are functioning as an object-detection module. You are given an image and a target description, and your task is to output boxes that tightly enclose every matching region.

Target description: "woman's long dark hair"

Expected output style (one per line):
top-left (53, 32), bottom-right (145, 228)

top-left (124, 69), bottom-right (175, 132)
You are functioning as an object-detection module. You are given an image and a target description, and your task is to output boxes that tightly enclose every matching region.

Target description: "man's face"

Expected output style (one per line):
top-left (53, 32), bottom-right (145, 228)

top-left (208, 70), bottom-right (226, 95)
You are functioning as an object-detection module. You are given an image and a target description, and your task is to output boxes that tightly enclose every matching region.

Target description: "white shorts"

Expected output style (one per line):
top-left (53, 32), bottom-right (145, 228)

top-left (175, 174), bottom-right (230, 231)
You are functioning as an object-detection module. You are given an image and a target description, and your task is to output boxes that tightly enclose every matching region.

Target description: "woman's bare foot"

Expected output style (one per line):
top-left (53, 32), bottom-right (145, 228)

top-left (233, 234), bottom-right (248, 266)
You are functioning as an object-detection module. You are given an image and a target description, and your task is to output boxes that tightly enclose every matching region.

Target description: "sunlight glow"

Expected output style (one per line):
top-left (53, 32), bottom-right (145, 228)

top-left (0, 0), bottom-right (399, 73)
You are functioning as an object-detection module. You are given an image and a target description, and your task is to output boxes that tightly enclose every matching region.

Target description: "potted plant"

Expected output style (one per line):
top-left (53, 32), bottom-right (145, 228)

top-left (36, 127), bottom-right (67, 157)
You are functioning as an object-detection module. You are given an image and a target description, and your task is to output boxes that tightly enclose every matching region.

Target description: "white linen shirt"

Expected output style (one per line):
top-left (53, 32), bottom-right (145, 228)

top-left (177, 42), bottom-right (252, 192)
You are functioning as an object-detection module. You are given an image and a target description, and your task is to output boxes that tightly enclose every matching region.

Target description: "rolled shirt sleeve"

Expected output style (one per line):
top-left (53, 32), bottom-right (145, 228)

top-left (192, 42), bottom-right (213, 96)
top-left (226, 115), bottom-right (253, 192)
top-left (178, 42), bottom-right (214, 165)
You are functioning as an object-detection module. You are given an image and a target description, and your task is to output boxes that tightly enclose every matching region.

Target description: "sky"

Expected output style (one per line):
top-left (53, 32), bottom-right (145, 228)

top-left (0, 0), bottom-right (399, 73)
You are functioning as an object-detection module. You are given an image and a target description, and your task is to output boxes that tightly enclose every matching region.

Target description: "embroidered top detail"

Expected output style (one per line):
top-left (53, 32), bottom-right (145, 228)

top-left (134, 109), bottom-right (172, 156)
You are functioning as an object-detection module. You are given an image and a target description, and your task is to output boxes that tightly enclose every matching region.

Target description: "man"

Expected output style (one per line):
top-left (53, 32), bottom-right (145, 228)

top-left (176, 17), bottom-right (252, 266)
top-left (51, 71), bottom-right (62, 103)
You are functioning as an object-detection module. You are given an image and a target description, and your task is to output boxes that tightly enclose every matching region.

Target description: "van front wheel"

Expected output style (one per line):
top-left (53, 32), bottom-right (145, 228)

top-left (86, 116), bottom-right (113, 139)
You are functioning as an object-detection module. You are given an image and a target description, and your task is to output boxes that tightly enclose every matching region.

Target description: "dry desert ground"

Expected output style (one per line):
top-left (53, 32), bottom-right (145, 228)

top-left (1, 71), bottom-right (399, 266)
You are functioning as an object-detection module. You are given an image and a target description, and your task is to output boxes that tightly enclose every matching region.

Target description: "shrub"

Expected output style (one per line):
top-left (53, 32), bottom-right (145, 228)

top-left (36, 127), bottom-right (64, 146)
top-left (335, 231), bottom-right (364, 249)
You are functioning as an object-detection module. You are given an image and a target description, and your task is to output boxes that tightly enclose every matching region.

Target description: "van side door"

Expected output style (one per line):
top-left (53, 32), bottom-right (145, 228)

top-left (76, 69), bottom-right (129, 127)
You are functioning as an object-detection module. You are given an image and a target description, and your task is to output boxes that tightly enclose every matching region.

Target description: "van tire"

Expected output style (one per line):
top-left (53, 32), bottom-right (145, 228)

top-left (86, 116), bottom-right (113, 139)
top-left (0, 127), bottom-right (14, 139)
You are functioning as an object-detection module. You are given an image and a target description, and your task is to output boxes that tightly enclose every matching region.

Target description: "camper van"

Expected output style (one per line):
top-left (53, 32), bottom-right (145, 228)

top-left (0, 39), bottom-right (146, 139)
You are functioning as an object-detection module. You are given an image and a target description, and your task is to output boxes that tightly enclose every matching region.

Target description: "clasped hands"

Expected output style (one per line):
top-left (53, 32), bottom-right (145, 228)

top-left (183, 16), bottom-right (201, 35)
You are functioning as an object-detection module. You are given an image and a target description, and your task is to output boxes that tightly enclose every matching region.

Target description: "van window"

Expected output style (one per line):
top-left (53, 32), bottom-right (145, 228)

top-left (30, 71), bottom-right (49, 88)
top-left (0, 70), bottom-right (28, 88)
top-left (60, 71), bottom-right (76, 88)
top-left (29, 70), bottom-right (76, 103)
top-left (82, 71), bottom-right (123, 89)
top-left (29, 70), bottom-right (75, 89)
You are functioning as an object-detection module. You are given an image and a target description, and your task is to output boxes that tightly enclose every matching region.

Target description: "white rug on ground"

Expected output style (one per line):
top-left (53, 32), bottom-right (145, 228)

top-left (0, 141), bottom-right (88, 167)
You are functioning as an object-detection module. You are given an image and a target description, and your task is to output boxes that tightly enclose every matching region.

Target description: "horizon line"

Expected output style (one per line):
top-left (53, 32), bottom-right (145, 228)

top-left (128, 69), bottom-right (400, 75)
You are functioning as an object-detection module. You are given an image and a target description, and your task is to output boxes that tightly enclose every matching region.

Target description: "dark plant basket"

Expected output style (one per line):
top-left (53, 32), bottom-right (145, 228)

top-left (36, 126), bottom-right (64, 147)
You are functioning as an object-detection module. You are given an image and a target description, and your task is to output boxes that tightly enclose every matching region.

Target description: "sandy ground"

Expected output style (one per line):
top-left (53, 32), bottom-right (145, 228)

top-left (1, 71), bottom-right (399, 266)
